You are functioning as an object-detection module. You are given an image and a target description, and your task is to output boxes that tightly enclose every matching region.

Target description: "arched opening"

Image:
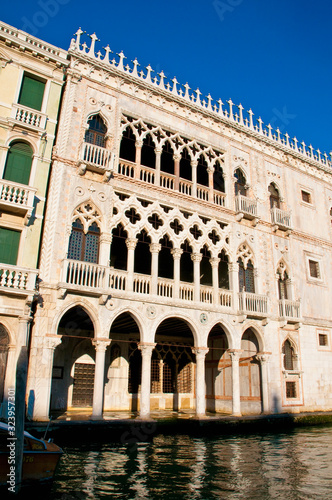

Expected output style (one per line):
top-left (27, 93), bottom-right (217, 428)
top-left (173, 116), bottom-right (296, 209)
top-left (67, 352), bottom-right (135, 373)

top-left (240, 329), bottom-right (261, 413)
top-left (134, 230), bottom-right (151, 275)
top-left (200, 245), bottom-right (212, 286)
top-left (234, 168), bottom-right (247, 196)
top-left (0, 325), bottom-right (9, 406)
top-left (206, 324), bottom-right (231, 413)
top-left (277, 268), bottom-right (289, 300)
top-left (213, 161), bottom-right (225, 192)
top-left (269, 183), bottom-right (281, 209)
top-left (109, 312), bottom-right (141, 411)
top-left (110, 224), bottom-right (128, 270)
top-left (158, 235), bottom-right (173, 279)
top-left (180, 240), bottom-right (193, 283)
top-left (119, 126), bottom-right (136, 163)
top-left (283, 339), bottom-right (295, 371)
top-left (238, 257), bottom-right (255, 293)
top-left (218, 250), bottom-right (229, 289)
top-left (85, 114), bottom-right (107, 147)
top-left (197, 154), bottom-right (208, 187)
top-left (3, 141), bottom-right (33, 185)
top-left (51, 306), bottom-right (95, 412)
top-left (180, 147), bottom-right (192, 181)
top-left (141, 133), bottom-right (156, 169)
top-left (160, 141), bottom-right (174, 174)
top-left (67, 219), bottom-right (100, 263)
top-left (153, 318), bottom-right (195, 411)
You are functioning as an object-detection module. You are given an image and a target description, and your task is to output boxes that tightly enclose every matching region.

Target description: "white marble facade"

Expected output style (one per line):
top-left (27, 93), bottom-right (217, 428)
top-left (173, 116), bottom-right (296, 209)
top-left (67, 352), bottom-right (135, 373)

top-left (25, 30), bottom-right (332, 421)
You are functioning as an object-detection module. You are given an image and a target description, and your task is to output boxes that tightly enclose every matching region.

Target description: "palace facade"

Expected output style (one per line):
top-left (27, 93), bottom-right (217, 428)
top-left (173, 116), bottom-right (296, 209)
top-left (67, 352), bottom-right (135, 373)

top-left (1, 23), bottom-right (331, 421)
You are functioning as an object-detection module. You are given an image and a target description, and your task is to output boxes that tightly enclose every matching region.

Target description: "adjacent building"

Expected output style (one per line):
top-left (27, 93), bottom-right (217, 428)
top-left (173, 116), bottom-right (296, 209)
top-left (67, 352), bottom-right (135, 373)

top-left (0, 21), bottom-right (68, 417)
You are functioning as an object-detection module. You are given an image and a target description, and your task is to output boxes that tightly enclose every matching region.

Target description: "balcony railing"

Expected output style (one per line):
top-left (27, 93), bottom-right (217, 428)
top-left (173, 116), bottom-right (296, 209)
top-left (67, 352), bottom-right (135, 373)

top-left (214, 191), bottom-right (226, 207)
top-left (64, 259), bottom-right (107, 289)
top-left (10, 104), bottom-right (47, 130)
top-left (179, 283), bottom-right (194, 302)
top-left (200, 285), bottom-right (213, 304)
top-left (235, 194), bottom-right (258, 219)
top-left (160, 172), bottom-right (175, 190)
top-left (0, 264), bottom-right (38, 294)
top-left (271, 207), bottom-right (292, 231)
top-left (238, 291), bottom-right (268, 317)
top-left (157, 278), bottom-right (173, 298)
top-left (0, 179), bottom-right (36, 216)
top-left (197, 185), bottom-right (209, 201)
top-left (278, 299), bottom-right (301, 322)
top-left (219, 289), bottom-right (232, 308)
top-left (140, 166), bottom-right (155, 184)
top-left (80, 142), bottom-right (113, 170)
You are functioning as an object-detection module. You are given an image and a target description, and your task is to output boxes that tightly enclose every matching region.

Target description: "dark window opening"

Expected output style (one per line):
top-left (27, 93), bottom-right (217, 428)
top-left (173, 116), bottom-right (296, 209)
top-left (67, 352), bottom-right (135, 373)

top-left (200, 245), bottom-right (212, 286)
top-left (134, 230), bottom-right (151, 275)
top-left (85, 115), bottom-right (107, 147)
top-left (269, 183), bottom-right (280, 209)
top-left (158, 235), bottom-right (173, 279)
top-left (148, 213), bottom-right (163, 230)
top-left (141, 134), bottom-right (156, 168)
top-left (218, 250), bottom-right (229, 289)
top-left (119, 126), bottom-right (136, 162)
top-left (161, 141), bottom-right (174, 174)
top-left (180, 148), bottom-right (192, 181)
top-left (309, 259), bottom-right (320, 279)
top-left (286, 381), bottom-right (297, 398)
top-left (238, 258), bottom-right (255, 293)
top-left (234, 169), bottom-right (247, 196)
top-left (213, 161), bottom-right (225, 192)
top-left (283, 340), bottom-right (294, 371)
top-left (180, 240), bottom-right (193, 283)
top-left (301, 190), bottom-right (311, 204)
top-left (278, 271), bottom-right (288, 299)
top-left (67, 219), bottom-right (100, 263)
top-left (319, 334), bottom-right (328, 347)
top-left (197, 154), bottom-right (208, 187)
top-left (110, 224), bottom-right (128, 270)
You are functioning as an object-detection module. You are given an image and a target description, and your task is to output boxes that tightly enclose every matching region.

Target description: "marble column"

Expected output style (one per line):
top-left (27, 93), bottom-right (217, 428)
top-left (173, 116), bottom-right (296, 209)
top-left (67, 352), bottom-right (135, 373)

top-left (125, 238), bottom-right (137, 292)
top-left (210, 257), bottom-right (220, 306)
top-left (256, 353), bottom-right (270, 414)
top-left (171, 248), bottom-right (183, 299)
top-left (155, 147), bottom-right (161, 186)
top-left (228, 262), bottom-right (239, 312)
top-left (150, 243), bottom-right (161, 295)
top-left (191, 253), bottom-right (202, 303)
top-left (174, 154), bottom-right (180, 190)
top-left (92, 339), bottom-right (111, 418)
top-left (138, 343), bottom-right (156, 419)
top-left (229, 349), bottom-right (242, 416)
top-left (208, 166), bottom-right (214, 203)
top-left (191, 160), bottom-right (197, 198)
top-left (99, 233), bottom-right (112, 267)
top-left (192, 347), bottom-right (209, 417)
top-left (135, 140), bottom-right (142, 178)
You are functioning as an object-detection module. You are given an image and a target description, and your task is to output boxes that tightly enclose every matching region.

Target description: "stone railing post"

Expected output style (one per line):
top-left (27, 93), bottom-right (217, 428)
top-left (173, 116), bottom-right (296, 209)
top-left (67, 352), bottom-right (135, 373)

top-left (191, 253), bottom-right (202, 302)
top-left (125, 238), bottom-right (137, 292)
top-left (171, 248), bottom-right (183, 299)
top-left (150, 243), bottom-right (161, 295)
top-left (174, 154), bottom-right (180, 190)
top-left (210, 257), bottom-right (220, 305)
top-left (135, 140), bottom-right (142, 177)
top-left (155, 147), bottom-right (162, 186)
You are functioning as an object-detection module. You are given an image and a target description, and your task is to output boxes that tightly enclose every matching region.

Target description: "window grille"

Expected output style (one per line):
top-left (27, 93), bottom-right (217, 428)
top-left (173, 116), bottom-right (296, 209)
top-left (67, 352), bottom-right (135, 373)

top-left (85, 115), bottom-right (107, 148)
top-left (286, 381), bottom-right (297, 398)
top-left (319, 334), bottom-right (328, 347)
top-left (301, 190), bottom-right (311, 203)
top-left (283, 340), bottom-right (294, 371)
top-left (309, 260), bottom-right (320, 279)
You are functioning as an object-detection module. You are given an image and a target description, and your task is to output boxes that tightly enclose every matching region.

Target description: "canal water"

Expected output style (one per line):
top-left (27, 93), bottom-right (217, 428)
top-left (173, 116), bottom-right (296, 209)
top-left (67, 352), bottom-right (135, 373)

top-left (43, 425), bottom-right (332, 499)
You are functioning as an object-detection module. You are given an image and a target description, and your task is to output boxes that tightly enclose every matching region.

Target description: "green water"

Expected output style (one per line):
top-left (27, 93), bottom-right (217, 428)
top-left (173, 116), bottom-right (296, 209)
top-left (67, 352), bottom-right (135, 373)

top-left (45, 426), bottom-right (332, 499)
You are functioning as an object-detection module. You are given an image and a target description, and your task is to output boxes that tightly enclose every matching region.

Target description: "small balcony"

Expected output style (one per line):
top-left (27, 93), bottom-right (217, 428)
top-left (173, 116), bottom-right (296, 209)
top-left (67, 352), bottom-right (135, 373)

top-left (79, 142), bottom-right (113, 173)
top-left (9, 104), bottom-right (47, 132)
top-left (278, 299), bottom-right (301, 323)
top-left (271, 207), bottom-right (292, 232)
top-left (0, 264), bottom-right (38, 296)
top-left (0, 179), bottom-right (36, 221)
top-left (238, 291), bottom-right (268, 318)
top-left (235, 194), bottom-right (258, 221)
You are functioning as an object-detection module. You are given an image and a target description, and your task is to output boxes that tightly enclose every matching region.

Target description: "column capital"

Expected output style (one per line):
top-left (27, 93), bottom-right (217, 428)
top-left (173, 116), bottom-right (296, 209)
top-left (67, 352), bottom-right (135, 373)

top-left (126, 238), bottom-right (138, 250)
top-left (155, 147), bottom-right (162, 155)
top-left (209, 257), bottom-right (220, 268)
top-left (18, 315), bottom-right (32, 324)
top-left (171, 248), bottom-right (183, 259)
top-left (100, 233), bottom-right (113, 244)
top-left (138, 342), bottom-right (156, 356)
top-left (191, 347), bottom-right (209, 359)
top-left (191, 253), bottom-right (202, 263)
top-left (228, 349), bottom-right (242, 361)
top-left (256, 352), bottom-right (271, 364)
top-left (44, 335), bottom-right (62, 350)
top-left (149, 243), bottom-right (161, 254)
top-left (135, 140), bottom-right (143, 148)
top-left (229, 262), bottom-right (239, 272)
top-left (173, 154), bottom-right (181, 161)
top-left (92, 339), bottom-right (111, 352)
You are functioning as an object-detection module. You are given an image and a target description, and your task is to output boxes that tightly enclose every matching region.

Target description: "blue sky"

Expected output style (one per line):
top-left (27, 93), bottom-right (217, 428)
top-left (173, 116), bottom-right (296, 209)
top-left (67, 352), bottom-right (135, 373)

top-left (2, 0), bottom-right (331, 157)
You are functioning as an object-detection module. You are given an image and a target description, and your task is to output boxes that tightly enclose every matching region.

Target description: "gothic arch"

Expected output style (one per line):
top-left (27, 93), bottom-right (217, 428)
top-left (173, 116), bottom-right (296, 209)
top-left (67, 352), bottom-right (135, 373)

top-left (237, 242), bottom-right (255, 268)
top-left (240, 322), bottom-right (265, 352)
top-left (52, 299), bottom-right (101, 338)
top-left (71, 200), bottom-right (103, 234)
top-left (84, 111), bottom-right (110, 136)
top-left (153, 313), bottom-right (200, 347)
top-left (109, 308), bottom-right (145, 342)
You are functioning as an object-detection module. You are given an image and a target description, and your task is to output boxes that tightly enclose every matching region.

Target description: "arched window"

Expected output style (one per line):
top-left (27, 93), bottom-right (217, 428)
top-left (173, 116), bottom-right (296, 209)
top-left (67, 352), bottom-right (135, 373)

top-left (119, 126), bottom-right (136, 162)
top-left (213, 161), bottom-right (225, 192)
top-left (180, 148), bottom-right (191, 181)
top-left (110, 224), bottom-right (128, 270)
top-left (197, 154), bottom-right (208, 187)
top-left (200, 245), bottom-right (212, 286)
top-left (283, 340), bottom-right (294, 370)
top-left (85, 115), bottom-right (107, 147)
top-left (269, 183), bottom-right (281, 209)
top-left (277, 270), bottom-right (288, 299)
top-left (234, 168), bottom-right (247, 196)
top-left (134, 230), bottom-right (151, 275)
top-left (238, 257), bottom-right (255, 293)
top-left (218, 250), bottom-right (229, 289)
top-left (160, 141), bottom-right (174, 174)
top-left (180, 240), bottom-right (193, 283)
top-left (141, 134), bottom-right (155, 168)
top-left (3, 142), bottom-right (33, 185)
top-left (158, 235), bottom-right (173, 279)
top-left (67, 219), bottom-right (100, 263)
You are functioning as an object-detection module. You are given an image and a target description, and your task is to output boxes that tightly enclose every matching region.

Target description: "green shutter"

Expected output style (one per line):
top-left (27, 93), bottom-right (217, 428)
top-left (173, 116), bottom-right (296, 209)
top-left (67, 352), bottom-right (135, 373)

top-left (0, 228), bottom-right (20, 265)
top-left (18, 75), bottom-right (45, 111)
top-left (3, 143), bottom-right (33, 185)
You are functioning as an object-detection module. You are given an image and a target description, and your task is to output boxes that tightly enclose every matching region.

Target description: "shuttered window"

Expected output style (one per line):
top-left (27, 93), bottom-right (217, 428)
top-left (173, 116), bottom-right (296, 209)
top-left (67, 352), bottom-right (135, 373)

top-left (18, 74), bottom-right (45, 111)
top-left (0, 228), bottom-right (20, 265)
top-left (3, 142), bottom-right (33, 185)
top-left (238, 259), bottom-right (255, 293)
top-left (67, 220), bottom-right (100, 263)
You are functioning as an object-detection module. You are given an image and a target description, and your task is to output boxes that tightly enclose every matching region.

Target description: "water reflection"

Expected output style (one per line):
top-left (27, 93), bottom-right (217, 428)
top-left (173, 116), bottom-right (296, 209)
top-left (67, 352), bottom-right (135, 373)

top-left (47, 426), bottom-right (332, 499)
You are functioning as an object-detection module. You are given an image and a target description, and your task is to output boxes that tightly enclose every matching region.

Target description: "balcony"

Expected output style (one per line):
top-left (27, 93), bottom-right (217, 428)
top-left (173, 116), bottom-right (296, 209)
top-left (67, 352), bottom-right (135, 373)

top-left (0, 264), bottom-right (38, 296)
top-left (238, 291), bottom-right (268, 318)
top-left (0, 179), bottom-right (36, 221)
top-left (79, 142), bottom-right (113, 173)
top-left (271, 207), bottom-right (292, 232)
top-left (278, 299), bottom-right (301, 324)
top-left (235, 194), bottom-right (258, 221)
top-left (9, 104), bottom-right (47, 132)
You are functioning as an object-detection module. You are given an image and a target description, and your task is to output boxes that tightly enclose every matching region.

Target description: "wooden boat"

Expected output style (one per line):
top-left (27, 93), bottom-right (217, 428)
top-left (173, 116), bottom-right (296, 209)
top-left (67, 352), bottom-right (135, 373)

top-left (0, 422), bottom-right (63, 486)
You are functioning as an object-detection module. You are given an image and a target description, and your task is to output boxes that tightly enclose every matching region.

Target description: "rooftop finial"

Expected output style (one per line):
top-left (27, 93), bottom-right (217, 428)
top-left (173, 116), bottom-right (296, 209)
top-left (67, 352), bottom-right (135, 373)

top-left (88, 33), bottom-right (99, 58)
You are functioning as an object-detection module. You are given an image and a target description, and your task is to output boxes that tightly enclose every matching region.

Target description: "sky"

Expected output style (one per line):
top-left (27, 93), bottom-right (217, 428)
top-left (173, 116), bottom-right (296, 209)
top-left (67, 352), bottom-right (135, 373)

top-left (2, 0), bottom-right (331, 157)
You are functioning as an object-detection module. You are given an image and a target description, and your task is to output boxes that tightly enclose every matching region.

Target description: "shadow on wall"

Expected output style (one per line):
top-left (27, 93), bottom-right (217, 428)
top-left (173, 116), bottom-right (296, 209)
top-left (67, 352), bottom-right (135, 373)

top-left (273, 393), bottom-right (282, 414)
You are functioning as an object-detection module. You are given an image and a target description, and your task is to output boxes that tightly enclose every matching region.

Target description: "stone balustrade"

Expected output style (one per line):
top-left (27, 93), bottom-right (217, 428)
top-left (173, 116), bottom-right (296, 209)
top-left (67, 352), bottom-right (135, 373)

top-left (278, 299), bottom-right (301, 321)
top-left (271, 207), bottom-right (292, 230)
top-left (80, 142), bottom-right (113, 170)
top-left (0, 264), bottom-right (38, 293)
top-left (238, 291), bottom-right (268, 317)
top-left (235, 194), bottom-right (258, 218)
top-left (0, 179), bottom-right (36, 215)
top-left (11, 103), bottom-right (47, 129)
top-left (70, 29), bottom-right (332, 172)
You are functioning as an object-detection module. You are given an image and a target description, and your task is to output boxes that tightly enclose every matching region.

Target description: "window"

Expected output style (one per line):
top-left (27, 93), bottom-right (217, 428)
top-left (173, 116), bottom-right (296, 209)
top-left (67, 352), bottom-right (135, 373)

top-left (283, 340), bottom-right (294, 371)
top-left (269, 183), bottom-right (280, 209)
top-left (317, 330), bottom-right (330, 350)
top-left (0, 228), bottom-right (21, 265)
top-left (309, 259), bottom-right (320, 279)
top-left (319, 334), bottom-right (328, 347)
top-left (85, 115), bottom-right (107, 147)
top-left (301, 190), bottom-right (311, 204)
top-left (18, 74), bottom-right (45, 111)
top-left (238, 258), bottom-right (255, 293)
top-left (286, 381), bottom-right (297, 399)
top-left (67, 219), bottom-right (100, 263)
top-left (234, 168), bottom-right (247, 196)
top-left (3, 142), bottom-right (33, 185)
